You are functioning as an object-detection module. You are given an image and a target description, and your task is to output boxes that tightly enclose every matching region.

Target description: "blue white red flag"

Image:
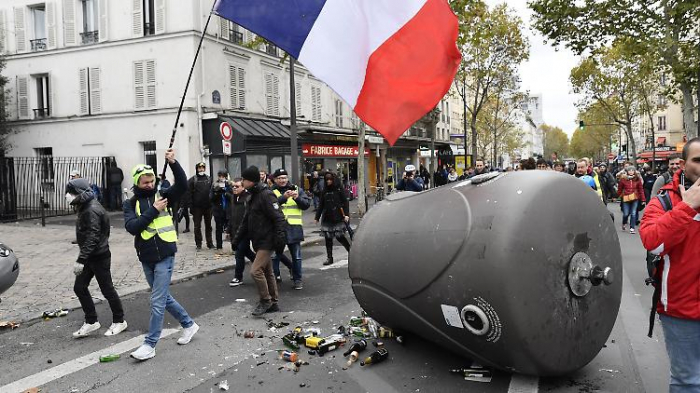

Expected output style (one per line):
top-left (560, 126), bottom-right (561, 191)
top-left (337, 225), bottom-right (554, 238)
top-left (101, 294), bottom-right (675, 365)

top-left (214, 0), bottom-right (461, 146)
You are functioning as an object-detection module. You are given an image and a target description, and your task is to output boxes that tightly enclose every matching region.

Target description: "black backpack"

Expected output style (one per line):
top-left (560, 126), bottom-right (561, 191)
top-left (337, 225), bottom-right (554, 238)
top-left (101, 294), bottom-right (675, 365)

top-left (645, 191), bottom-right (672, 338)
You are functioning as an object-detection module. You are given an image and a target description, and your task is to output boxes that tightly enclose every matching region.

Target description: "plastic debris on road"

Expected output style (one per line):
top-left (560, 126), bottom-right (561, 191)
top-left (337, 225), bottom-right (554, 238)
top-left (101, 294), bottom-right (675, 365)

top-left (218, 380), bottom-right (229, 391)
top-left (0, 320), bottom-right (20, 330)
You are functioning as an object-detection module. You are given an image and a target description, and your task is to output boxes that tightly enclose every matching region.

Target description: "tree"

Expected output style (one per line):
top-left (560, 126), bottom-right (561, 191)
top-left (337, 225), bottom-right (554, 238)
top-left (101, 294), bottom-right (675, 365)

top-left (0, 54), bottom-right (11, 155)
top-left (529, 0), bottom-right (700, 138)
top-left (571, 103), bottom-right (619, 160)
top-left (475, 85), bottom-right (527, 167)
top-left (541, 124), bottom-right (569, 160)
top-left (449, 0), bottom-right (530, 163)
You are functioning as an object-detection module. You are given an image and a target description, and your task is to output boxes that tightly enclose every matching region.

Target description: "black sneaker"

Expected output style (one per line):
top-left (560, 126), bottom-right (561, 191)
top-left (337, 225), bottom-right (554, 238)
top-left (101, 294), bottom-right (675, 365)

top-left (196, 244), bottom-right (202, 250)
top-left (207, 244), bottom-right (215, 249)
top-left (293, 281), bottom-right (303, 290)
top-left (252, 301), bottom-right (272, 316)
top-left (182, 228), bottom-right (190, 233)
top-left (266, 303), bottom-right (280, 313)
top-left (323, 258), bottom-right (334, 266)
top-left (229, 278), bottom-right (243, 287)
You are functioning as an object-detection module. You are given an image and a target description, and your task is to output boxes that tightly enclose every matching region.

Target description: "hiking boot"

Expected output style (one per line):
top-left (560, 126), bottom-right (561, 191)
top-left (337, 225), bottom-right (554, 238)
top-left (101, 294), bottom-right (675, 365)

top-left (177, 322), bottom-right (199, 345)
top-left (266, 303), bottom-right (280, 313)
top-left (323, 257), bottom-right (334, 266)
top-left (252, 301), bottom-right (272, 316)
top-left (229, 278), bottom-right (243, 287)
top-left (73, 322), bottom-right (101, 338)
top-left (131, 344), bottom-right (156, 361)
top-left (293, 280), bottom-right (303, 290)
top-left (104, 321), bottom-right (128, 336)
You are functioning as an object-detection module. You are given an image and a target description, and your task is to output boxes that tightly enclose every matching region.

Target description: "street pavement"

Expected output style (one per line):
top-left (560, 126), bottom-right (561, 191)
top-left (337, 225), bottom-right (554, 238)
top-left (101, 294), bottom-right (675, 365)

top-left (0, 201), bottom-right (673, 392)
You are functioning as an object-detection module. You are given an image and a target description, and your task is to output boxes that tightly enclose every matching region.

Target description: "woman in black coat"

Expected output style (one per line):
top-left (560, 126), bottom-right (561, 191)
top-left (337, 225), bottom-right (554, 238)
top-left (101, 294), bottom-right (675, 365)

top-left (314, 172), bottom-right (351, 265)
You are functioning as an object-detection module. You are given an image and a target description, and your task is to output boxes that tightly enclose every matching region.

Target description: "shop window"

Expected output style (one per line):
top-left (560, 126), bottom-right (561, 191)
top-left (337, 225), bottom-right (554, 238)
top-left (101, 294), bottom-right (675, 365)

top-left (246, 155), bottom-right (268, 173)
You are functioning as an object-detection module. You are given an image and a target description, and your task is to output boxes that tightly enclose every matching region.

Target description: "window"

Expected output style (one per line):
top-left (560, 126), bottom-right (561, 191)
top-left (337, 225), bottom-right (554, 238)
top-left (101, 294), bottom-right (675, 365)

top-left (660, 74), bottom-right (667, 87)
top-left (79, 67), bottom-right (101, 115)
top-left (657, 116), bottom-right (666, 131)
top-left (335, 99), bottom-right (344, 128)
top-left (264, 72), bottom-right (279, 116)
top-left (219, 18), bottom-right (243, 44)
top-left (17, 76), bottom-right (29, 119)
top-left (228, 64), bottom-right (246, 110)
top-left (133, 0), bottom-right (164, 37)
top-left (30, 5), bottom-right (46, 51)
top-left (141, 141), bottom-right (157, 169)
top-left (657, 94), bottom-right (667, 107)
top-left (35, 147), bottom-right (54, 183)
top-left (446, 102), bottom-right (450, 123)
top-left (134, 60), bottom-right (156, 110)
top-left (265, 43), bottom-right (278, 57)
top-left (80, 0), bottom-right (99, 44)
top-left (33, 74), bottom-right (50, 119)
top-left (311, 86), bottom-right (321, 121)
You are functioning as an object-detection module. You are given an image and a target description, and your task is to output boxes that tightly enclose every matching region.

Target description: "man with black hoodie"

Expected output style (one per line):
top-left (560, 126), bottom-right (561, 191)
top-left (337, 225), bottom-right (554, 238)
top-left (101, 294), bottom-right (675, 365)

top-left (232, 165), bottom-right (287, 316)
top-left (124, 149), bottom-right (199, 361)
top-left (67, 178), bottom-right (127, 339)
top-left (188, 162), bottom-right (213, 249)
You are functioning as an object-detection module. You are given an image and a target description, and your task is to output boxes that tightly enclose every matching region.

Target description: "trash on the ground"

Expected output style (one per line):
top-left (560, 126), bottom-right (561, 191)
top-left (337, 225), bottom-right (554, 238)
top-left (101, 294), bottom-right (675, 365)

top-left (379, 327), bottom-right (394, 338)
top-left (450, 364), bottom-right (493, 383)
top-left (99, 354), bottom-right (120, 363)
top-left (267, 320), bottom-right (289, 329)
top-left (243, 330), bottom-right (256, 338)
top-left (299, 383), bottom-right (306, 388)
top-left (307, 350), bottom-right (317, 355)
top-left (235, 299), bottom-right (246, 303)
top-left (360, 348), bottom-right (389, 366)
top-left (215, 269), bottom-right (225, 273)
top-left (0, 321), bottom-right (20, 330)
top-left (279, 350), bottom-right (298, 362)
top-left (599, 368), bottom-right (620, 374)
top-left (312, 320), bottom-right (320, 324)
top-left (346, 351), bottom-right (360, 367)
top-left (317, 335), bottom-right (346, 355)
top-left (256, 360), bottom-right (268, 367)
top-left (344, 339), bottom-right (367, 356)
top-left (23, 388), bottom-right (40, 393)
top-left (19, 342), bottom-right (34, 346)
top-left (305, 336), bottom-right (325, 349)
top-left (47, 359), bottom-right (52, 364)
top-left (218, 380), bottom-right (229, 391)
top-left (282, 334), bottom-right (301, 350)
top-left (42, 309), bottom-right (69, 319)
top-left (373, 340), bottom-right (384, 347)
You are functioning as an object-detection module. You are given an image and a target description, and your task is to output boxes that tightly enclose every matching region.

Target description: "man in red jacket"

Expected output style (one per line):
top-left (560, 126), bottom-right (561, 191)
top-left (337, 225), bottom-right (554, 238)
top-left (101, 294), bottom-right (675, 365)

top-left (640, 137), bottom-right (700, 392)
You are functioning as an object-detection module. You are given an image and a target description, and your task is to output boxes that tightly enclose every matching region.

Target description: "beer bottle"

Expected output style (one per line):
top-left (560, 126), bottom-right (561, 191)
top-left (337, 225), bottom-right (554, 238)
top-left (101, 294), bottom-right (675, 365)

top-left (346, 351), bottom-right (360, 367)
top-left (317, 336), bottom-right (343, 355)
top-left (360, 348), bottom-right (389, 366)
top-left (99, 354), bottom-right (120, 363)
top-left (343, 339), bottom-right (367, 357)
top-left (379, 327), bottom-right (394, 338)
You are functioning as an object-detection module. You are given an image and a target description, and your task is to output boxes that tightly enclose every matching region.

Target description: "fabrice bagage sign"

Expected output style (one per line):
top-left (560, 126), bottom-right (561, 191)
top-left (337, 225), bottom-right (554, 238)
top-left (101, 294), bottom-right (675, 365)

top-left (302, 144), bottom-right (370, 158)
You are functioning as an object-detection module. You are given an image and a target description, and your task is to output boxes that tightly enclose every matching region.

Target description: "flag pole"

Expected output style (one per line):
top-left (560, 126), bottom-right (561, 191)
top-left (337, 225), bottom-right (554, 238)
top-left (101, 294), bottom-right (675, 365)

top-left (161, 0), bottom-right (218, 179)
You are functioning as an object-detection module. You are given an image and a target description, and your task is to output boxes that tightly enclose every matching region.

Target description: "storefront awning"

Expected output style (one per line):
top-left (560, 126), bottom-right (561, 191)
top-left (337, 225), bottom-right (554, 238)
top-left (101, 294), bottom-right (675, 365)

top-left (222, 116), bottom-right (292, 139)
top-left (637, 150), bottom-right (674, 160)
top-left (656, 137), bottom-right (666, 145)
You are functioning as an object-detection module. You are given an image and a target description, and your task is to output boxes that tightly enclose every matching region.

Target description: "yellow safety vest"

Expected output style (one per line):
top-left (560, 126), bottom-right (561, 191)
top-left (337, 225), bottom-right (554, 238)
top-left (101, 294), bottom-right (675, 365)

top-left (135, 194), bottom-right (178, 242)
top-left (593, 173), bottom-right (604, 201)
top-left (273, 189), bottom-right (303, 226)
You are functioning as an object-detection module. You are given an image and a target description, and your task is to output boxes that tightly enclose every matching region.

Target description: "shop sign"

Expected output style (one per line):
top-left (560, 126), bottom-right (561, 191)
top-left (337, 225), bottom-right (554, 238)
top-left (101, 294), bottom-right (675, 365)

top-left (365, 135), bottom-right (384, 144)
top-left (302, 144), bottom-right (369, 157)
top-left (676, 143), bottom-right (685, 152)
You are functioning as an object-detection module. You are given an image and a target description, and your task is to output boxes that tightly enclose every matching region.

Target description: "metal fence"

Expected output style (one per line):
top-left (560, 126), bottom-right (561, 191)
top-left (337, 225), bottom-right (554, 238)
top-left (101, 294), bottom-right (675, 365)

top-left (0, 156), bottom-right (112, 222)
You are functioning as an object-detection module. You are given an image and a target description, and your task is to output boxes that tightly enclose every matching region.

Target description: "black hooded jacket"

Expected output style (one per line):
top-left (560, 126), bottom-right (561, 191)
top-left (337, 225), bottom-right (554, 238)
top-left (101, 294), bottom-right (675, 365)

top-left (67, 178), bottom-right (110, 263)
top-left (315, 178), bottom-right (349, 225)
top-left (232, 182), bottom-right (287, 251)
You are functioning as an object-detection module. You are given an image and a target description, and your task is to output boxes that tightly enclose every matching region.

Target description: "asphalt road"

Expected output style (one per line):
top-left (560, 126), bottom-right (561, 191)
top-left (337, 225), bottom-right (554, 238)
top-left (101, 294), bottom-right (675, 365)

top-left (0, 205), bottom-right (672, 393)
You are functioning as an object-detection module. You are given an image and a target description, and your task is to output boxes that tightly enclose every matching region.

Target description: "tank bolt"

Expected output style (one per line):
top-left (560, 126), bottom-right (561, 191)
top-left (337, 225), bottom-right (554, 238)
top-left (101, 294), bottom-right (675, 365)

top-left (590, 266), bottom-right (613, 286)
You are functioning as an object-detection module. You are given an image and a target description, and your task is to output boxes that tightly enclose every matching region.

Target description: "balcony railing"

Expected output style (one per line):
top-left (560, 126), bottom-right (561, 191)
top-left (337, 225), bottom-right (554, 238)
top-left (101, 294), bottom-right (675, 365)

top-left (30, 38), bottom-right (47, 52)
top-left (265, 43), bottom-right (278, 57)
top-left (80, 31), bottom-right (99, 45)
top-left (231, 31), bottom-right (243, 44)
top-left (33, 108), bottom-right (50, 119)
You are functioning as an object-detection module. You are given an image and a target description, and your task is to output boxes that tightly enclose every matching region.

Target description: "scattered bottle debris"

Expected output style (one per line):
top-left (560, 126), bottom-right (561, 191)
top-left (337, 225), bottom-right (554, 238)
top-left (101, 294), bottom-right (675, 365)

top-left (360, 348), bottom-right (389, 366)
top-left (42, 309), bottom-right (68, 319)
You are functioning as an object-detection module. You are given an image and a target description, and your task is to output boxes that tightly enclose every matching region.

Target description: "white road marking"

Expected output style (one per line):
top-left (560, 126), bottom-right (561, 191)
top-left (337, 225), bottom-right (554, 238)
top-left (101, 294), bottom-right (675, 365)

top-left (508, 374), bottom-right (539, 393)
top-left (319, 259), bottom-right (348, 270)
top-left (0, 329), bottom-right (178, 393)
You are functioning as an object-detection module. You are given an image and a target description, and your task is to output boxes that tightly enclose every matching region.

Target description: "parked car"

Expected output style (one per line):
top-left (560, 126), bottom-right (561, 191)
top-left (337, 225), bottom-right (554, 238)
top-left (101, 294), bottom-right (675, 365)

top-left (0, 243), bottom-right (19, 300)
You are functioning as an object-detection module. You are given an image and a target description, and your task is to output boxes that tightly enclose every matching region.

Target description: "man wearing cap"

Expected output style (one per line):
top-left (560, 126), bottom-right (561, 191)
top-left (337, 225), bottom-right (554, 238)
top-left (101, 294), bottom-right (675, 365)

top-left (187, 162), bottom-right (214, 249)
top-left (232, 165), bottom-right (287, 316)
top-left (271, 168), bottom-right (311, 290)
top-left (396, 164), bottom-right (424, 192)
top-left (123, 149), bottom-right (199, 361)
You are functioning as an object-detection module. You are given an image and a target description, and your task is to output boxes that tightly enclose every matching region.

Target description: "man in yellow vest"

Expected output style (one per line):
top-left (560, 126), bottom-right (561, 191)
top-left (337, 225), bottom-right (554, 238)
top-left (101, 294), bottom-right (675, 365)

top-left (271, 168), bottom-right (311, 290)
top-left (123, 148), bottom-right (199, 361)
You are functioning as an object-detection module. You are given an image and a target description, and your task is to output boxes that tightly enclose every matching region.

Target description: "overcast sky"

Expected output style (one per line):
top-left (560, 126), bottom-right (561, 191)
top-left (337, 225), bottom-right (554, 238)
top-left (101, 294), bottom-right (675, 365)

top-left (484, 0), bottom-right (582, 137)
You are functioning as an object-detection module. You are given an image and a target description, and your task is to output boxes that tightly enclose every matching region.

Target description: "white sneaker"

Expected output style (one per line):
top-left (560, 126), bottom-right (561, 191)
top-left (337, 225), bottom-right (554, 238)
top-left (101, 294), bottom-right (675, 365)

top-left (104, 321), bottom-right (128, 336)
top-left (630, 228), bottom-right (635, 234)
top-left (73, 322), bottom-right (101, 338)
top-left (130, 344), bottom-right (156, 361)
top-left (177, 322), bottom-right (199, 345)
top-left (229, 278), bottom-right (243, 287)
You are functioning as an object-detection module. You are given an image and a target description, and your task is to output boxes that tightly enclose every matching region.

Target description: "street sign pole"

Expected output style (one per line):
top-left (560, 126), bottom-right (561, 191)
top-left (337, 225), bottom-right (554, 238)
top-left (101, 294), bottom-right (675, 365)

top-left (289, 57), bottom-right (300, 186)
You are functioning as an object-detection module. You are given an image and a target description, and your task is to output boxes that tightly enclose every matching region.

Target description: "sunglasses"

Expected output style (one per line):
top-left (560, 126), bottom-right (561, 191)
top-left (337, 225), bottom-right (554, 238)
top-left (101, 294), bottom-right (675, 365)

top-left (134, 165), bottom-right (153, 175)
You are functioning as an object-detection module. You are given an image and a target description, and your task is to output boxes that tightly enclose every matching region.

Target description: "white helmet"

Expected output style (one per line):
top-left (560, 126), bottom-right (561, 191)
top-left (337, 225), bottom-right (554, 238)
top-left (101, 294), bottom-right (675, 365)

top-left (405, 164), bottom-right (416, 172)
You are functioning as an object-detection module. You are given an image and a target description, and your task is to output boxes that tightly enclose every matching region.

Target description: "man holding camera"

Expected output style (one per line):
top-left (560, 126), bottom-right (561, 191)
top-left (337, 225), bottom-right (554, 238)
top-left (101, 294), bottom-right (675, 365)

top-left (396, 164), bottom-right (424, 192)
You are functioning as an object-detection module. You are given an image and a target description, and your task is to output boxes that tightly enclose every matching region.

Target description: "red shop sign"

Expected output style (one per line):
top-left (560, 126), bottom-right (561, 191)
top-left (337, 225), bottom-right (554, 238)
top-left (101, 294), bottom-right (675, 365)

top-left (302, 144), bottom-right (370, 158)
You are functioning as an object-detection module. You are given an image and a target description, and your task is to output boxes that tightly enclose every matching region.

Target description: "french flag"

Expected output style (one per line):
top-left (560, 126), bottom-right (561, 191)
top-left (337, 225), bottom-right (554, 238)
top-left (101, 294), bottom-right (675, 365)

top-left (214, 0), bottom-right (461, 146)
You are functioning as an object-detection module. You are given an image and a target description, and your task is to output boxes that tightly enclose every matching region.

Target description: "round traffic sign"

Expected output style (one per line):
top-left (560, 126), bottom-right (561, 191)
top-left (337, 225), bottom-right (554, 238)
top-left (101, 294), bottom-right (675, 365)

top-left (220, 122), bottom-right (233, 141)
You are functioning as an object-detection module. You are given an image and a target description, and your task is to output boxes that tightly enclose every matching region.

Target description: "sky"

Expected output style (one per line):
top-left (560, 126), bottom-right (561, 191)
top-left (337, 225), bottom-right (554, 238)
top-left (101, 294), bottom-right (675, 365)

top-left (484, 0), bottom-right (582, 137)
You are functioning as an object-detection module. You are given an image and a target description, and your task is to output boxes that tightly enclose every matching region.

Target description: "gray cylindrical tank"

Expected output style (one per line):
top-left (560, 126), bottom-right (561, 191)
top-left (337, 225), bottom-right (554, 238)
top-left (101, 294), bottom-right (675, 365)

top-left (349, 171), bottom-right (621, 376)
top-left (0, 243), bottom-right (19, 296)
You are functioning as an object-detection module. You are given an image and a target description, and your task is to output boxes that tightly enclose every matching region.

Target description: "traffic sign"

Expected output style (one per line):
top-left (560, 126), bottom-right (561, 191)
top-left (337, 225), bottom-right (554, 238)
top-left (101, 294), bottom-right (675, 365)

top-left (219, 122), bottom-right (233, 141)
top-left (222, 140), bottom-right (231, 156)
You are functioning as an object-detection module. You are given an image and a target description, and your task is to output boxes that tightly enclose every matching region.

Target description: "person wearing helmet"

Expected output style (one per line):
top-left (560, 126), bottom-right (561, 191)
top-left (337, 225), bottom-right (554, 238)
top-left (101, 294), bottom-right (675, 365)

top-left (187, 162), bottom-right (214, 249)
top-left (210, 169), bottom-right (232, 250)
top-left (396, 164), bottom-right (423, 192)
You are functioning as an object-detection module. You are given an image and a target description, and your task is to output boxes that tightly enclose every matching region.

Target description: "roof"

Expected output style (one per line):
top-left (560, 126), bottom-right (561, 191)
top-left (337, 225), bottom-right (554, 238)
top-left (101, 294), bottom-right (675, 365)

top-left (220, 116), bottom-right (291, 139)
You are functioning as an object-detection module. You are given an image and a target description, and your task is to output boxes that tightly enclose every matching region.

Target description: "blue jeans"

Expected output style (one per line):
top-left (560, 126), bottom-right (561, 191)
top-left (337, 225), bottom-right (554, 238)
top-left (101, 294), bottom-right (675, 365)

top-left (273, 242), bottom-right (302, 282)
top-left (141, 256), bottom-right (194, 347)
top-left (234, 236), bottom-right (256, 280)
top-left (660, 314), bottom-right (700, 392)
top-left (622, 200), bottom-right (639, 229)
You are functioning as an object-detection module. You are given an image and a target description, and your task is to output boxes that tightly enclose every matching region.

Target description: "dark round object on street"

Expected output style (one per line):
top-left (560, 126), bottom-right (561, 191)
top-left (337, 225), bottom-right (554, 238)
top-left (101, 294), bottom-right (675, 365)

top-left (349, 171), bottom-right (622, 376)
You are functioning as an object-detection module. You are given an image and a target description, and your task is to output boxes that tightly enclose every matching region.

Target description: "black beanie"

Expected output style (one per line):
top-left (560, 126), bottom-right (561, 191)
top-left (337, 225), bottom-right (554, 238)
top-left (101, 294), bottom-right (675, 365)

top-left (242, 166), bottom-right (259, 183)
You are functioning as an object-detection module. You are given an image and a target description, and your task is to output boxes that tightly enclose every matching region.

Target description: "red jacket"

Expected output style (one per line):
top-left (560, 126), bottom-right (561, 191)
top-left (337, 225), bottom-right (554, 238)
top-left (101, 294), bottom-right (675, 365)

top-left (617, 176), bottom-right (646, 203)
top-left (640, 171), bottom-right (700, 319)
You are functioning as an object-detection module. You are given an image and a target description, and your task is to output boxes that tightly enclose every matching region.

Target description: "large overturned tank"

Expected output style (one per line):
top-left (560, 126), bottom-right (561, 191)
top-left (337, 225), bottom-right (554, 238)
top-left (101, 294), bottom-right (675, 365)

top-left (349, 171), bottom-right (621, 376)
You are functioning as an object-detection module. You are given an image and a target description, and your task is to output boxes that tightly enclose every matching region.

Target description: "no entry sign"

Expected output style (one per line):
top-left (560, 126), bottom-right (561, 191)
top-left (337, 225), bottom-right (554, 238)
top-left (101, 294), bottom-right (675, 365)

top-left (219, 122), bottom-right (233, 141)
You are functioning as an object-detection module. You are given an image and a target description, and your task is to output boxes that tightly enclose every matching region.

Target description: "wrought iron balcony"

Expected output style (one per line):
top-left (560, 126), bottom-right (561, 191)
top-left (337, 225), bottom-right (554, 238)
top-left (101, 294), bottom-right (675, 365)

top-left (30, 38), bottom-right (47, 52)
top-left (80, 31), bottom-right (99, 45)
top-left (33, 108), bottom-right (50, 119)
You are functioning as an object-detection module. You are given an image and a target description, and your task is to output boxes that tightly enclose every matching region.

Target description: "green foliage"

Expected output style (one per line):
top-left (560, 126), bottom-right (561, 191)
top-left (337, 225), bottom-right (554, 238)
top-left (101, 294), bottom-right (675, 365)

top-left (570, 103), bottom-right (617, 160)
top-left (541, 124), bottom-right (569, 158)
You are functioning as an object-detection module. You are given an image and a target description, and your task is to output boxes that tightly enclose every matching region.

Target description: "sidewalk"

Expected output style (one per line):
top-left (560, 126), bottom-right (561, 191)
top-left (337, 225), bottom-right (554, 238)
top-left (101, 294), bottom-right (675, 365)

top-left (0, 198), bottom-right (370, 324)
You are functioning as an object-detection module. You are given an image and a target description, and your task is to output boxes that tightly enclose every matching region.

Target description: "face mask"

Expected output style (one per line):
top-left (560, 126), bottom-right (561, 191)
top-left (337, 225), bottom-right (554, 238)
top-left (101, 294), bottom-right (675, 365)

top-left (65, 193), bottom-right (76, 204)
top-left (197, 170), bottom-right (206, 176)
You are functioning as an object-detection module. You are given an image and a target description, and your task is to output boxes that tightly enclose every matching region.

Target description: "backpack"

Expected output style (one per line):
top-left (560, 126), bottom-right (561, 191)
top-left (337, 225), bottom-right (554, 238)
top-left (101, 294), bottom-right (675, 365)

top-left (645, 191), bottom-right (672, 338)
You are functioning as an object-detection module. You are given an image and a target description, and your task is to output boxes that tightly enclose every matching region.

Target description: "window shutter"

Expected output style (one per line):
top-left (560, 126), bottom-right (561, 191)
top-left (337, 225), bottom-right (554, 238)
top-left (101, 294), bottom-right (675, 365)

top-left (0, 10), bottom-right (7, 53)
top-left (46, 2), bottom-right (57, 49)
top-left (62, 0), bottom-right (76, 46)
top-left (146, 60), bottom-right (156, 109)
top-left (155, 0), bottom-right (165, 34)
top-left (238, 68), bottom-right (246, 110)
top-left (219, 17), bottom-right (229, 40)
top-left (228, 64), bottom-right (238, 109)
top-left (272, 75), bottom-right (279, 116)
top-left (47, 73), bottom-right (53, 117)
top-left (265, 73), bottom-right (273, 115)
top-left (79, 68), bottom-right (88, 115)
top-left (89, 67), bottom-right (101, 114)
top-left (312, 86), bottom-right (321, 121)
top-left (98, 0), bottom-right (108, 42)
top-left (14, 7), bottom-right (26, 53)
top-left (295, 82), bottom-right (301, 117)
top-left (17, 76), bottom-right (29, 119)
top-left (134, 61), bottom-right (145, 109)
top-left (132, 0), bottom-right (143, 37)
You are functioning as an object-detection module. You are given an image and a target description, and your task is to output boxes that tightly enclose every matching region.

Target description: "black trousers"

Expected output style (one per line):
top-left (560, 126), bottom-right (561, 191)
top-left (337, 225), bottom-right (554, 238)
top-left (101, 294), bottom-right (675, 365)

top-left (73, 254), bottom-right (124, 324)
top-left (191, 207), bottom-right (213, 247)
top-left (325, 235), bottom-right (351, 258)
top-left (213, 214), bottom-right (228, 248)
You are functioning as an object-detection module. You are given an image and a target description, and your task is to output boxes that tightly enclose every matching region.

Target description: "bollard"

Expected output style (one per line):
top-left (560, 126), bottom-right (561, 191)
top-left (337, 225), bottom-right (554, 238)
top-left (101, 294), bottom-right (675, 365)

top-left (40, 195), bottom-right (46, 227)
